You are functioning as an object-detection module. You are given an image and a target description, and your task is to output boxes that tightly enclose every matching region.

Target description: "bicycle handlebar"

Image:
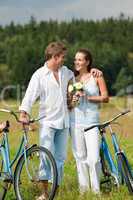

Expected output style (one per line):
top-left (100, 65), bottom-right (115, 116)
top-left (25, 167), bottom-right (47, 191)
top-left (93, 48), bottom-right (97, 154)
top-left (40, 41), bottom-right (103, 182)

top-left (0, 109), bottom-right (45, 125)
top-left (84, 109), bottom-right (131, 132)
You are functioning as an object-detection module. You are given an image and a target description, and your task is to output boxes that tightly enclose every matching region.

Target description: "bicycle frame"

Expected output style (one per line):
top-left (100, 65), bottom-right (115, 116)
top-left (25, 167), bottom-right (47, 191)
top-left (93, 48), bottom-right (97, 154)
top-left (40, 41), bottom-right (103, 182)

top-left (0, 109), bottom-right (58, 200)
top-left (84, 110), bottom-right (133, 192)
top-left (0, 125), bottom-right (33, 182)
top-left (100, 132), bottom-right (119, 178)
top-left (100, 124), bottom-right (133, 184)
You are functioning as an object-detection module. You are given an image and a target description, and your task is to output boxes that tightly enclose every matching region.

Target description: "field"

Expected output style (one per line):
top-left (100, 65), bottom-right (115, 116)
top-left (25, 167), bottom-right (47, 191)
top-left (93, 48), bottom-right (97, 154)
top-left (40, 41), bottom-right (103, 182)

top-left (0, 97), bottom-right (133, 200)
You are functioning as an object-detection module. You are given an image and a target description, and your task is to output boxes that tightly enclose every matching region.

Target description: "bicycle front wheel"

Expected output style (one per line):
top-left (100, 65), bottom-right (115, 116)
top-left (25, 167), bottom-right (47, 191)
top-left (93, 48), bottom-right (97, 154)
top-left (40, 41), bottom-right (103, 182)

top-left (0, 150), bottom-right (9, 200)
top-left (14, 145), bottom-right (58, 200)
top-left (118, 153), bottom-right (133, 194)
top-left (100, 149), bottom-right (119, 192)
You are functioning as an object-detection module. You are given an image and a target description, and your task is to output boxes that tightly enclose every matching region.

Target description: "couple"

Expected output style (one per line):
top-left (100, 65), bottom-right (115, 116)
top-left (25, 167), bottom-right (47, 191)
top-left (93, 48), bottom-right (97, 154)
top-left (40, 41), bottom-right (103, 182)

top-left (19, 41), bottom-right (109, 198)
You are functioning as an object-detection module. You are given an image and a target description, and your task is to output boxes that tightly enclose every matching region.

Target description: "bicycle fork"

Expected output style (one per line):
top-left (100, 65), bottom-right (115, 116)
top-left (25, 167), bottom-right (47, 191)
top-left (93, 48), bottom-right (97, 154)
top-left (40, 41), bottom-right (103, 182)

top-left (108, 125), bottom-right (128, 184)
top-left (101, 137), bottom-right (119, 177)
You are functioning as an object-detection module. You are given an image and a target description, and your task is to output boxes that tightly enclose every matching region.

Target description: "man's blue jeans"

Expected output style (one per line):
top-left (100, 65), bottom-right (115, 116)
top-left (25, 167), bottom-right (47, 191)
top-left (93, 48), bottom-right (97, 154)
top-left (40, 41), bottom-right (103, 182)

top-left (39, 124), bottom-right (69, 185)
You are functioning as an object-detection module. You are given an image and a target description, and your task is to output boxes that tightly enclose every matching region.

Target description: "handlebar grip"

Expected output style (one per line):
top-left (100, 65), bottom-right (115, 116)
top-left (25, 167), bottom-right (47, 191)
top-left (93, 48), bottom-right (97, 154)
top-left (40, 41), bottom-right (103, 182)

top-left (0, 109), bottom-right (11, 113)
top-left (6, 120), bottom-right (10, 127)
top-left (121, 109), bottom-right (130, 115)
top-left (29, 119), bottom-right (35, 123)
top-left (84, 124), bottom-right (98, 132)
top-left (84, 127), bottom-right (89, 132)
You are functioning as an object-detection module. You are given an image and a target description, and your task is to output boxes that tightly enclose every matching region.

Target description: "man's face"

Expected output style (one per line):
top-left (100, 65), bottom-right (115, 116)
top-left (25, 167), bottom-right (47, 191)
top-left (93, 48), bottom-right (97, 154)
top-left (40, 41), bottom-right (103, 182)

top-left (54, 53), bottom-right (66, 68)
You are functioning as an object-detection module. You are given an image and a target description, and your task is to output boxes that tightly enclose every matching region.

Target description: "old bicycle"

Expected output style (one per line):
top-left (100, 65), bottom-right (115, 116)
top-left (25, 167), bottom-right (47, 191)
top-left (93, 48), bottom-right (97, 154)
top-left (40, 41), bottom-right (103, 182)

top-left (0, 109), bottom-right (58, 200)
top-left (84, 110), bottom-right (133, 194)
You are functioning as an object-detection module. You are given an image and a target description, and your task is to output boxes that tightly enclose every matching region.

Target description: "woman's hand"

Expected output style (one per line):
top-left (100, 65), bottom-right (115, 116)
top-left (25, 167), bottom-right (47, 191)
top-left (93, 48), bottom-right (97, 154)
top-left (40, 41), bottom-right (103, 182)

top-left (75, 90), bottom-right (85, 97)
top-left (72, 91), bottom-right (86, 105)
top-left (90, 68), bottom-right (103, 78)
top-left (72, 94), bottom-right (80, 102)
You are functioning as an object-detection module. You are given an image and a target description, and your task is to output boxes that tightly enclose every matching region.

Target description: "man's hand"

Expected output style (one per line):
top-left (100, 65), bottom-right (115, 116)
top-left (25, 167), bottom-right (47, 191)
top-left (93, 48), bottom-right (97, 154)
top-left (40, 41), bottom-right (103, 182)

top-left (19, 111), bottom-right (29, 124)
top-left (0, 122), bottom-right (6, 133)
top-left (90, 68), bottom-right (103, 78)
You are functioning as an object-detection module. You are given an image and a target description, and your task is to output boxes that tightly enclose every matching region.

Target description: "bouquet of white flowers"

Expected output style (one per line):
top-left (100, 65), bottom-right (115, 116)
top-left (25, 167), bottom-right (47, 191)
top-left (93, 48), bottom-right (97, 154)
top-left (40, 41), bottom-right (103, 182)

top-left (68, 82), bottom-right (84, 107)
top-left (68, 82), bottom-right (83, 93)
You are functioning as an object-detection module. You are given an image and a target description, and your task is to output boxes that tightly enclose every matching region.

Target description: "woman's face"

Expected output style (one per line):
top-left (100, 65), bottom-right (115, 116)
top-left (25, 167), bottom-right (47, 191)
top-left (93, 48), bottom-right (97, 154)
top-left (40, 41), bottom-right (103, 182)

top-left (74, 52), bottom-right (89, 72)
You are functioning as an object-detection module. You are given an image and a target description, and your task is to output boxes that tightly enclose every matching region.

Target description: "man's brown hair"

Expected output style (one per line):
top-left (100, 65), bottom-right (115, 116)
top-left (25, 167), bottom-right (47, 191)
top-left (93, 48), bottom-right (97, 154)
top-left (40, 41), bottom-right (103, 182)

top-left (45, 41), bottom-right (67, 61)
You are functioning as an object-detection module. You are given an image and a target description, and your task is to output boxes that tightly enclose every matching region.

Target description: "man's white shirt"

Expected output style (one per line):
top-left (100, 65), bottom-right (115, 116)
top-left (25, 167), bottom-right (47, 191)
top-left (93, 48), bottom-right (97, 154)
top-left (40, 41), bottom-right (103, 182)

top-left (19, 63), bottom-right (74, 129)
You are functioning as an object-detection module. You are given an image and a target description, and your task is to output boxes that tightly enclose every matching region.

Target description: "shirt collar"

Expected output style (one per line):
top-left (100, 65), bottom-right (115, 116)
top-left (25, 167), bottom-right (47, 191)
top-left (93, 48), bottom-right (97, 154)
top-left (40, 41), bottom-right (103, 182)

top-left (43, 62), bottom-right (63, 75)
top-left (43, 62), bottom-right (51, 75)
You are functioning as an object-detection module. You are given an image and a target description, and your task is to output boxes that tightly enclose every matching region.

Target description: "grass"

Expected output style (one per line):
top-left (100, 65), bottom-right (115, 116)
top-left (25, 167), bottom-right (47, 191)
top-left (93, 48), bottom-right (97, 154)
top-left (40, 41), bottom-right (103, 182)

top-left (0, 97), bottom-right (133, 200)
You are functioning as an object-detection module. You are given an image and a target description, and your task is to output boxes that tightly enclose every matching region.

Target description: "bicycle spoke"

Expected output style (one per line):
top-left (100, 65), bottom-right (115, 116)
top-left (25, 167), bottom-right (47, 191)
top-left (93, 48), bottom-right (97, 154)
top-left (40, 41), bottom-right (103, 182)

top-left (100, 150), bottom-right (119, 193)
top-left (118, 153), bottom-right (133, 194)
top-left (14, 146), bottom-right (58, 200)
top-left (0, 153), bottom-right (8, 199)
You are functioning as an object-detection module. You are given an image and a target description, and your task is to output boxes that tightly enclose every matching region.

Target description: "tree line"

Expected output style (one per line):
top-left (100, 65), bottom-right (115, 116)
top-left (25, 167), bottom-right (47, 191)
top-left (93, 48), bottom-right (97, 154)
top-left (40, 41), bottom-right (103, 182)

top-left (0, 14), bottom-right (133, 98)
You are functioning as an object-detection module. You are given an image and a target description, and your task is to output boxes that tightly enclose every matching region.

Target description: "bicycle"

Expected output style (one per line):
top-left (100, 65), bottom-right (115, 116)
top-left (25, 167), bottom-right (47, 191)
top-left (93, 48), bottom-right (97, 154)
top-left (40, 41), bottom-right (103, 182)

top-left (0, 109), bottom-right (58, 200)
top-left (84, 110), bottom-right (133, 194)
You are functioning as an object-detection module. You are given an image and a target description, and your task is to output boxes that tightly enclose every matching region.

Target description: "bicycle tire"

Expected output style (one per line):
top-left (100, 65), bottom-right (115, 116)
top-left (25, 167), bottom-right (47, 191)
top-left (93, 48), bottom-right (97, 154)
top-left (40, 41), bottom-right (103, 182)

top-left (14, 145), bottom-right (58, 200)
top-left (100, 149), bottom-right (111, 177)
top-left (100, 149), bottom-right (119, 192)
top-left (118, 153), bottom-right (133, 194)
top-left (0, 150), bottom-right (8, 200)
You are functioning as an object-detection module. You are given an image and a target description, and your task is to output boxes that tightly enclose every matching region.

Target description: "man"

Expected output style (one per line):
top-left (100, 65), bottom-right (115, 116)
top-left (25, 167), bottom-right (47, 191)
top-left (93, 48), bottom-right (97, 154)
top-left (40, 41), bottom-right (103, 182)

top-left (19, 41), bottom-right (102, 197)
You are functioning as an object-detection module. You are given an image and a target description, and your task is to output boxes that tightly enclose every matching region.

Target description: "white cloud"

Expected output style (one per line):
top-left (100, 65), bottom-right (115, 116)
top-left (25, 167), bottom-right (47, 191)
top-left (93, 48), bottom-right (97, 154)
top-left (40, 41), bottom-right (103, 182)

top-left (33, 0), bottom-right (133, 22)
top-left (0, 0), bottom-right (133, 25)
top-left (0, 6), bottom-right (32, 24)
top-left (57, 0), bottom-right (133, 20)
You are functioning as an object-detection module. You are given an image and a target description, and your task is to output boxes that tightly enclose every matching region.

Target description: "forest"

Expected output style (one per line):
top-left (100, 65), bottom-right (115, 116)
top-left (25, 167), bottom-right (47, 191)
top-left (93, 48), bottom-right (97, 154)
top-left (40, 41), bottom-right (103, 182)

top-left (0, 14), bottom-right (133, 98)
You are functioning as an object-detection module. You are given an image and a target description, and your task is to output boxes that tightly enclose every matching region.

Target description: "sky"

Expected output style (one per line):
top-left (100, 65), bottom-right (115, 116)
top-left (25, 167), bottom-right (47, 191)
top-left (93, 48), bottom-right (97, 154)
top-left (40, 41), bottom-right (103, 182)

top-left (0, 0), bottom-right (133, 26)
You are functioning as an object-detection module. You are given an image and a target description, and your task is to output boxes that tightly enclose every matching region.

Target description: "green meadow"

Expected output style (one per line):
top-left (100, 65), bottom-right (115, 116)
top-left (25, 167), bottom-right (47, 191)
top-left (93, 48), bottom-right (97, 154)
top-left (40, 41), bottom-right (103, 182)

top-left (0, 97), bottom-right (133, 200)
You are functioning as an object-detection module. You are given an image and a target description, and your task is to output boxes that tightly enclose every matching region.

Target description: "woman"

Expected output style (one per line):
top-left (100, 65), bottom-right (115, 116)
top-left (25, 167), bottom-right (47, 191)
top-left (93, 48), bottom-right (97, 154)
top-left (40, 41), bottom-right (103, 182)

top-left (68, 49), bottom-right (109, 194)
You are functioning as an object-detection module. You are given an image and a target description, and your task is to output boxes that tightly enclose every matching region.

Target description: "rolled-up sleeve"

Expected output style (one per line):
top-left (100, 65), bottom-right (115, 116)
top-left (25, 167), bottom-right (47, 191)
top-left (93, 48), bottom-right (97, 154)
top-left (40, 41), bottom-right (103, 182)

top-left (19, 72), bottom-right (40, 114)
top-left (68, 69), bottom-right (74, 81)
